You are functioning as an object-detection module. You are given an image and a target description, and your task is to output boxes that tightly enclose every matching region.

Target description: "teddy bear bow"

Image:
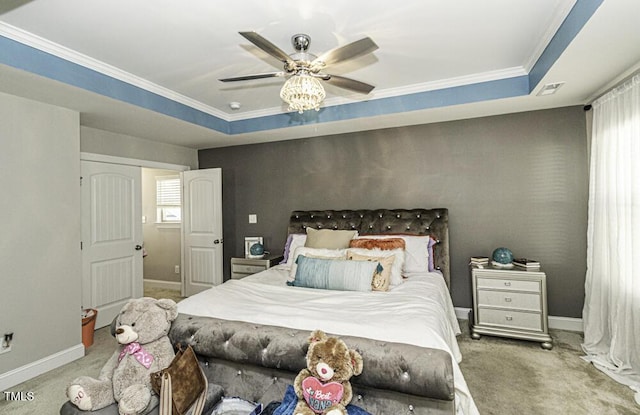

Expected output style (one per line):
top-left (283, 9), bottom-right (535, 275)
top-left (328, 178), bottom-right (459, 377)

top-left (118, 342), bottom-right (154, 369)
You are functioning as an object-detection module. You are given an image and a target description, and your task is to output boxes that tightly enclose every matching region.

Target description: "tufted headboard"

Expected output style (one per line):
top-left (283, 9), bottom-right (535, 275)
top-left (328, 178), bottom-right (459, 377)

top-left (287, 208), bottom-right (450, 289)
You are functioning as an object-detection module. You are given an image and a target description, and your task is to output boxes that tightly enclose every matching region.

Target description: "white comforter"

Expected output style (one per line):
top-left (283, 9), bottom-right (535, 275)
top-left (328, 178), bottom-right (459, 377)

top-left (178, 265), bottom-right (479, 415)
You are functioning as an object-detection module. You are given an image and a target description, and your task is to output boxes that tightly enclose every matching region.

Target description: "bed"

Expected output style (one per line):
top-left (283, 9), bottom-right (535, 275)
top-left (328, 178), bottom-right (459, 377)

top-left (173, 208), bottom-right (479, 415)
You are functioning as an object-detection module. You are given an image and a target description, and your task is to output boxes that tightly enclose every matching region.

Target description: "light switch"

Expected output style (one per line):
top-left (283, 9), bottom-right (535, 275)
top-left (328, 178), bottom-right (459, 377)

top-left (249, 214), bottom-right (257, 224)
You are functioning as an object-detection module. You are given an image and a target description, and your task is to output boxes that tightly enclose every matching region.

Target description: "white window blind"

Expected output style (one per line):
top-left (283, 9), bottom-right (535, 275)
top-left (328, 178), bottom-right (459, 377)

top-left (156, 176), bottom-right (181, 223)
top-left (156, 176), bottom-right (181, 205)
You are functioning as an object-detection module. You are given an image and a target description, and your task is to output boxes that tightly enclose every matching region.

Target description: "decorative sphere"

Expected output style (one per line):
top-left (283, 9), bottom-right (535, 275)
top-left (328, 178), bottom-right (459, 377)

top-left (492, 247), bottom-right (514, 264)
top-left (249, 243), bottom-right (265, 256)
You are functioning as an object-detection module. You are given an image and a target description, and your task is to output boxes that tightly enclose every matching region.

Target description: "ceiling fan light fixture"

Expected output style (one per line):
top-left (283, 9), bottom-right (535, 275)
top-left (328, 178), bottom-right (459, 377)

top-left (279, 73), bottom-right (326, 114)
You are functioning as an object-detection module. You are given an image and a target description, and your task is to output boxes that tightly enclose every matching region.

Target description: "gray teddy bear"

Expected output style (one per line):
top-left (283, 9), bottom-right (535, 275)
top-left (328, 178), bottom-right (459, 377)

top-left (67, 298), bottom-right (178, 415)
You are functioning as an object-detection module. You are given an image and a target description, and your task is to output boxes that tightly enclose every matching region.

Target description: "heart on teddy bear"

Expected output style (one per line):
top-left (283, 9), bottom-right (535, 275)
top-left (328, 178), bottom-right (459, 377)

top-left (301, 377), bottom-right (344, 413)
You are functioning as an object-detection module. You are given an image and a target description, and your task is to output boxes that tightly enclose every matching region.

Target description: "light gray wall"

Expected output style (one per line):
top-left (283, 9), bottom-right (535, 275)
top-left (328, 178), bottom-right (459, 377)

top-left (142, 168), bottom-right (181, 283)
top-left (80, 126), bottom-right (199, 169)
top-left (0, 95), bottom-right (198, 386)
top-left (198, 106), bottom-right (589, 318)
top-left (0, 92), bottom-right (82, 375)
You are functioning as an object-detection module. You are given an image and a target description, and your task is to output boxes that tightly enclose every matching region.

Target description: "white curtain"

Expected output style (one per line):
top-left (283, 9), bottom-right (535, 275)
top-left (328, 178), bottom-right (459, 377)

top-left (582, 73), bottom-right (640, 406)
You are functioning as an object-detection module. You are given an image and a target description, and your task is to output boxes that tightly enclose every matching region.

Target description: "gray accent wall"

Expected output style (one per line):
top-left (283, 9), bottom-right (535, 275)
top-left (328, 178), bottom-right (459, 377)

top-left (198, 106), bottom-right (589, 318)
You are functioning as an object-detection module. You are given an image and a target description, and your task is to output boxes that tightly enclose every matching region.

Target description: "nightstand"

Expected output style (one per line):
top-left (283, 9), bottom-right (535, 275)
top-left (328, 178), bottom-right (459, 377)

top-left (230, 254), bottom-right (284, 280)
top-left (470, 264), bottom-right (553, 349)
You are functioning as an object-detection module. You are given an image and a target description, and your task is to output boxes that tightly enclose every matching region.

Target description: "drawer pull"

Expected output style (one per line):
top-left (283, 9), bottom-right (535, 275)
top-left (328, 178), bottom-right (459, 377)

top-left (505, 316), bottom-right (513, 321)
top-left (504, 297), bottom-right (512, 302)
top-left (504, 282), bottom-right (511, 286)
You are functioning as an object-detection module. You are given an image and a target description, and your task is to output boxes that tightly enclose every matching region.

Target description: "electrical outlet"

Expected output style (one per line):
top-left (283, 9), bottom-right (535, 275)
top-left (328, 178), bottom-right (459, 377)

top-left (249, 214), bottom-right (257, 224)
top-left (174, 265), bottom-right (180, 274)
top-left (1, 332), bottom-right (13, 354)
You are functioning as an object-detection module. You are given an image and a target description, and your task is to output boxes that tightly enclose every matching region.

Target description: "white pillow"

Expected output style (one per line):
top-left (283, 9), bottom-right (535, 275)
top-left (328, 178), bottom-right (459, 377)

top-left (397, 235), bottom-right (431, 273)
top-left (288, 246), bottom-right (347, 280)
top-left (284, 234), bottom-right (307, 266)
top-left (345, 247), bottom-right (405, 286)
top-left (358, 235), bottom-right (430, 274)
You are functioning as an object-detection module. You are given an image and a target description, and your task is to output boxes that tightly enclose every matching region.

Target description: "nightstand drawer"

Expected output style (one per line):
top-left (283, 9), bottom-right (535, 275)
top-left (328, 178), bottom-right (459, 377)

top-left (230, 255), bottom-right (284, 280)
top-left (478, 308), bottom-right (542, 331)
top-left (232, 264), bottom-right (266, 274)
top-left (476, 277), bottom-right (540, 292)
top-left (478, 290), bottom-right (541, 312)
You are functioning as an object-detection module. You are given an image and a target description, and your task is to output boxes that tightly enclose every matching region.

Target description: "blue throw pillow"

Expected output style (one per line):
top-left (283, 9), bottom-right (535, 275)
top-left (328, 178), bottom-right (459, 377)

top-left (290, 256), bottom-right (378, 292)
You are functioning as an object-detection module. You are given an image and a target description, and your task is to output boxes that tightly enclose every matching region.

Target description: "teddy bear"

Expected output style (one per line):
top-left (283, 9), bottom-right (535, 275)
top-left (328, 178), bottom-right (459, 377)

top-left (66, 297), bottom-right (178, 415)
top-left (293, 330), bottom-right (364, 415)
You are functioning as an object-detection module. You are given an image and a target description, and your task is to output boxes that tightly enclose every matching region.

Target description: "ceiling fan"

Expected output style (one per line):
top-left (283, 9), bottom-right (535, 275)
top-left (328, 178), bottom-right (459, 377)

top-left (220, 32), bottom-right (378, 112)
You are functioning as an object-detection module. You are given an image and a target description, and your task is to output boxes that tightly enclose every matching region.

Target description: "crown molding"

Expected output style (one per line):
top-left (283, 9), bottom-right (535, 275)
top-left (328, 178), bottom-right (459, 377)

top-left (1, 22), bottom-right (527, 123)
top-left (524, 0), bottom-right (577, 72)
top-left (0, 22), bottom-right (231, 121)
top-left (228, 66), bottom-right (529, 121)
top-left (367, 67), bottom-right (528, 99)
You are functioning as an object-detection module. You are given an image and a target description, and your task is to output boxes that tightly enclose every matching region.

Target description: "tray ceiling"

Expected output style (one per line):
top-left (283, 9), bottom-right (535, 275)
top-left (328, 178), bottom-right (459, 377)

top-left (1, 0), bottom-right (639, 148)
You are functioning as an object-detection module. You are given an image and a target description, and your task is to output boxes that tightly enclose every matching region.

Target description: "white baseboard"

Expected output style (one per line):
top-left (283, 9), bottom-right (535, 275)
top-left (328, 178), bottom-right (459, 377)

top-left (143, 279), bottom-right (181, 291)
top-left (547, 315), bottom-right (584, 332)
top-left (455, 307), bottom-right (473, 321)
top-left (0, 343), bottom-right (85, 391)
top-left (454, 307), bottom-right (583, 332)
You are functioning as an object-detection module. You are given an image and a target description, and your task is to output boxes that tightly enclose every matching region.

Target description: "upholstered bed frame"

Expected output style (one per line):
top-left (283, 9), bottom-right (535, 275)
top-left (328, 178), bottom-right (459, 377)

top-left (287, 208), bottom-right (450, 288)
top-left (61, 209), bottom-right (455, 415)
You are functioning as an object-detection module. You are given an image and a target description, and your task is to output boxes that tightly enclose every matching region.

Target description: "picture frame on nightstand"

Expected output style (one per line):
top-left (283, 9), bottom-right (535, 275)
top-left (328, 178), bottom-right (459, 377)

top-left (244, 236), bottom-right (263, 257)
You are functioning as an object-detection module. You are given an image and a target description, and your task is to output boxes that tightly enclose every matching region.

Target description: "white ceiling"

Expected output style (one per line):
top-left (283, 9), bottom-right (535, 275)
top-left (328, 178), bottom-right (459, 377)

top-left (1, 0), bottom-right (639, 149)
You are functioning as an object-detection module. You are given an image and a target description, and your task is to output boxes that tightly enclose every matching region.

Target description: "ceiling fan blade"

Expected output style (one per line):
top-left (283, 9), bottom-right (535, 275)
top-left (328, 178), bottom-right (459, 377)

top-left (219, 72), bottom-right (285, 82)
top-left (322, 74), bottom-right (375, 94)
top-left (313, 37), bottom-right (378, 67)
top-left (239, 31), bottom-right (295, 66)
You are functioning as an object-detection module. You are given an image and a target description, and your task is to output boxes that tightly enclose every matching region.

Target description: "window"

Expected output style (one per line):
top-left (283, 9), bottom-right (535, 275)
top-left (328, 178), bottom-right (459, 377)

top-left (156, 175), bottom-right (181, 223)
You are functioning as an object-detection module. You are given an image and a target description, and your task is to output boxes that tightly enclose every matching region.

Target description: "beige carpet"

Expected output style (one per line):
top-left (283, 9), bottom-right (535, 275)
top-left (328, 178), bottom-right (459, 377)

top-left (2, 293), bottom-right (638, 415)
top-left (141, 286), bottom-right (185, 304)
top-left (0, 287), bottom-right (184, 415)
top-left (1, 325), bottom-right (115, 415)
top-left (457, 322), bottom-right (639, 414)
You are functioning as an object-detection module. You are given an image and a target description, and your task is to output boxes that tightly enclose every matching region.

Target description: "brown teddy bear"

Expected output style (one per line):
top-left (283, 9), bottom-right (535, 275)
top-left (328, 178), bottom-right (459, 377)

top-left (66, 298), bottom-right (178, 415)
top-left (293, 330), bottom-right (363, 415)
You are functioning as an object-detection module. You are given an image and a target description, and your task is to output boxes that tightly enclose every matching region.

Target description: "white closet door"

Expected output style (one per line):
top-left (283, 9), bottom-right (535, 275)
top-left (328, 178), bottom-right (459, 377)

top-left (81, 161), bottom-right (143, 328)
top-left (182, 168), bottom-right (223, 296)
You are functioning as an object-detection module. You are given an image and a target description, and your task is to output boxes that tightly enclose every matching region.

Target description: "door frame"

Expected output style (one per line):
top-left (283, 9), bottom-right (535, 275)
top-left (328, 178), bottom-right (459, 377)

top-left (81, 153), bottom-right (190, 172)
top-left (81, 160), bottom-right (143, 328)
top-left (181, 168), bottom-right (224, 296)
top-left (80, 152), bottom-right (191, 293)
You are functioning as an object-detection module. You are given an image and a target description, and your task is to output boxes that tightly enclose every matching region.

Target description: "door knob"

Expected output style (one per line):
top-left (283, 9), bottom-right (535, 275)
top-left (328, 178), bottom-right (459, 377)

top-left (213, 239), bottom-right (220, 244)
top-left (135, 245), bottom-right (143, 250)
